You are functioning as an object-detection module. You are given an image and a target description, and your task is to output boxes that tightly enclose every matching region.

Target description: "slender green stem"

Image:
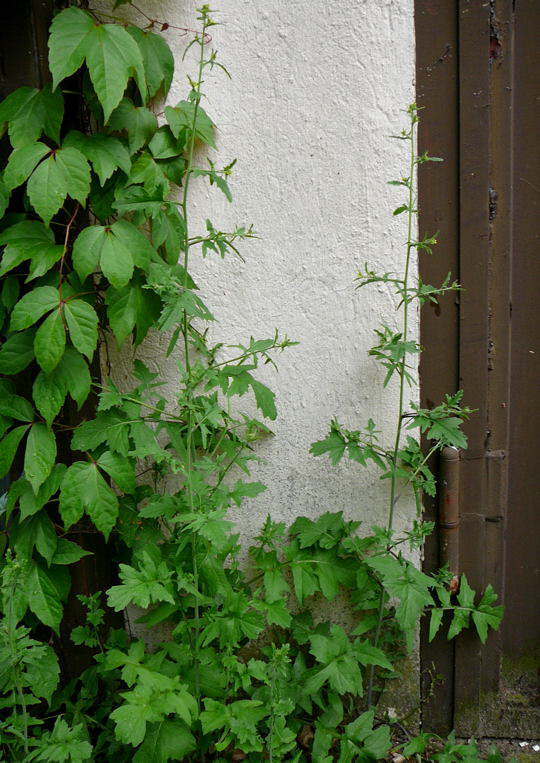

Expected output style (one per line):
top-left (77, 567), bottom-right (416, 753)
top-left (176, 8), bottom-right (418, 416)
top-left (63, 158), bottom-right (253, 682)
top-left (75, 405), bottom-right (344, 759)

top-left (367, 108), bottom-right (417, 708)
top-left (179, 16), bottom-right (208, 743)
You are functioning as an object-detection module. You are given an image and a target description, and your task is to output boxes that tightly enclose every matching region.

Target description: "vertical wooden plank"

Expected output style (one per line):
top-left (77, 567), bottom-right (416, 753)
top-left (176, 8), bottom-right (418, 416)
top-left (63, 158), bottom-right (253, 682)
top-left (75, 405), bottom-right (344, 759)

top-left (416, 0), bottom-right (460, 735)
top-left (453, 0), bottom-right (491, 734)
top-left (504, 0), bottom-right (540, 661)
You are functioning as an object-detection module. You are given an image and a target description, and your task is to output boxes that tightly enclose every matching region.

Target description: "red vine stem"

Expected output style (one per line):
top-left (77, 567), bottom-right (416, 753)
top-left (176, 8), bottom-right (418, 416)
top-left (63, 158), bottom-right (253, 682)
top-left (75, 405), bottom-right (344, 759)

top-left (58, 203), bottom-right (80, 301)
top-left (128, 2), bottom-right (212, 43)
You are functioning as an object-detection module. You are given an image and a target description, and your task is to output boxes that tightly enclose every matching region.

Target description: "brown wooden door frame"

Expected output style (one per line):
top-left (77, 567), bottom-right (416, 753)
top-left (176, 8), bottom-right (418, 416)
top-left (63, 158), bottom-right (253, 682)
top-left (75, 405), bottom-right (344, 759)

top-left (416, 0), bottom-right (540, 738)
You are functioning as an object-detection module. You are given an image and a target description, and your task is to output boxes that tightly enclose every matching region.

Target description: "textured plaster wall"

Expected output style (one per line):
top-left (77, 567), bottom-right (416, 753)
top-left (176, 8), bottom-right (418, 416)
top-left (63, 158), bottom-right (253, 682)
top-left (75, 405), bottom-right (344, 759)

top-left (108, 0), bottom-right (417, 547)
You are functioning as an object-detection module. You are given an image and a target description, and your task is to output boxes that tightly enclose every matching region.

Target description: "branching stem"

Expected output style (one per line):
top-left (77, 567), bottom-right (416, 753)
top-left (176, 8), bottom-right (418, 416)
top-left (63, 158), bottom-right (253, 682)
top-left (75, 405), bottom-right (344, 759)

top-left (367, 108), bottom-right (417, 708)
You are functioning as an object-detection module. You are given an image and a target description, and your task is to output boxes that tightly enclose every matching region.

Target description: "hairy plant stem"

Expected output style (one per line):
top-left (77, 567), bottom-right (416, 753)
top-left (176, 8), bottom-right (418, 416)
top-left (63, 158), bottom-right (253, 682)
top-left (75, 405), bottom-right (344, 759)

top-left (180, 17), bottom-right (208, 739)
top-left (367, 109), bottom-right (417, 708)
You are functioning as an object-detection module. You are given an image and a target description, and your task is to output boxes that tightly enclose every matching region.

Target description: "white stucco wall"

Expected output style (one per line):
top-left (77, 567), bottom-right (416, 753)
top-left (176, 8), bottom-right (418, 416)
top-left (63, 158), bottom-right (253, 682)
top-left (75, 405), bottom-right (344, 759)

top-left (109, 0), bottom-right (417, 545)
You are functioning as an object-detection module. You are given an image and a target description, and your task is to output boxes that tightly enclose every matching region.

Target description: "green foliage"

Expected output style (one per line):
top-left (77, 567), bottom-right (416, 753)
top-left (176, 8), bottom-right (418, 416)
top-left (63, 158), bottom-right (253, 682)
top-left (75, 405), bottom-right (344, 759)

top-left (0, 5), bottom-right (502, 762)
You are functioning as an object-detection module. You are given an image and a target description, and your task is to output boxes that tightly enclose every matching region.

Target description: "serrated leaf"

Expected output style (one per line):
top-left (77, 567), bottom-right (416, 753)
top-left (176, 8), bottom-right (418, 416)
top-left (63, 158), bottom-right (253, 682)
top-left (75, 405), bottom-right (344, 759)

top-left (0, 424), bottom-right (29, 478)
top-left (108, 98), bottom-right (157, 154)
top-left (51, 538), bottom-right (92, 566)
top-left (133, 719), bottom-right (195, 763)
top-left (0, 220), bottom-right (62, 280)
top-left (165, 101), bottom-right (215, 148)
top-left (27, 147), bottom-right (90, 226)
top-left (0, 84), bottom-right (64, 148)
top-left (3, 142), bottom-right (50, 191)
top-left (9, 286), bottom-right (59, 331)
top-left (33, 370), bottom-right (67, 425)
top-left (87, 23), bottom-right (146, 120)
top-left (64, 130), bottom-right (131, 185)
top-left (72, 220), bottom-right (154, 287)
top-left (100, 229), bottom-right (134, 288)
top-left (429, 608), bottom-right (444, 642)
top-left (24, 423), bottom-right (56, 493)
top-left (57, 349), bottom-right (91, 408)
top-left (310, 430), bottom-right (346, 465)
top-left (48, 7), bottom-right (94, 88)
top-left (60, 461), bottom-right (119, 538)
top-left (55, 146), bottom-right (92, 205)
top-left (107, 553), bottom-right (174, 611)
top-left (0, 329), bottom-right (35, 374)
top-left (26, 562), bottom-right (64, 632)
top-left (0, 394), bottom-right (34, 422)
top-left (34, 309), bottom-right (66, 373)
top-left (64, 299), bottom-right (98, 359)
top-left (127, 26), bottom-right (174, 99)
top-left (71, 410), bottom-right (129, 454)
top-left (250, 379), bottom-right (277, 420)
top-left (12, 511), bottom-right (58, 563)
top-left (18, 464), bottom-right (66, 521)
top-left (97, 451), bottom-right (135, 493)
top-left (26, 154), bottom-right (64, 226)
top-left (111, 219), bottom-right (156, 270)
top-left (25, 644), bottom-right (60, 702)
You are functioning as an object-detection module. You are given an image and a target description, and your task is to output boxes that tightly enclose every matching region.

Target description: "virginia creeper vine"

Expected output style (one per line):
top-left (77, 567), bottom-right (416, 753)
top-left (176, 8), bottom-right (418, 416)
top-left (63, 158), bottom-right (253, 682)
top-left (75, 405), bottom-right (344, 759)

top-left (0, 3), bottom-right (503, 761)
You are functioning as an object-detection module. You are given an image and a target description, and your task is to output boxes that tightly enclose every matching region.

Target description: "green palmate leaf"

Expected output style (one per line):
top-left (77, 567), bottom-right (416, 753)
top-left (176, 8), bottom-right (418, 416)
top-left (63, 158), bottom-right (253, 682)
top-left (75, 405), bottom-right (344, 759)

top-left (366, 555), bottom-right (435, 649)
top-left (85, 23), bottom-right (147, 121)
top-left (3, 141), bottom-right (50, 191)
top-left (148, 126), bottom-right (185, 160)
top-left (33, 370), bottom-right (67, 425)
top-left (48, 7), bottom-right (95, 88)
top-left (49, 7), bottom-right (147, 121)
top-left (9, 285), bottom-right (59, 331)
top-left (12, 511), bottom-right (58, 563)
top-left (0, 424), bottom-right (29, 478)
top-left (26, 561), bottom-right (64, 633)
top-left (0, 84), bottom-right (64, 148)
top-left (51, 538), bottom-right (91, 565)
top-left (64, 299), bottom-right (99, 359)
top-left (60, 461), bottom-right (119, 538)
top-left (471, 584), bottom-right (504, 643)
top-left (32, 718), bottom-right (92, 762)
top-left (0, 393), bottom-right (34, 422)
top-left (64, 130), bottom-right (131, 185)
top-left (0, 329), bottom-right (35, 374)
top-left (165, 100), bottom-right (216, 148)
top-left (106, 280), bottom-right (161, 346)
top-left (0, 179), bottom-right (8, 219)
top-left (99, 228), bottom-right (134, 288)
top-left (251, 378), bottom-right (277, 420)
top-left (57, 349), bottom-right (91, 408)
top-left (310, 429), bottom-right (346, 465)
top-left (24, 643), bottom-right (61, 702)
top-left (133, 719), bottom-right (196, 763)
top-left (34, 308), bottom-right (66, 373)
top-left (0, 220), bottom-right (63, 280)
top-left (127, 26), bottom-right (174, 99)
top-left (26, 146), bottom-right (90, 225)
top-left (107, 553), bottom-right (174, 611)
top-left (72, 220), bottom-right (155, 286)
top-left (429, 608), bottom-right (444, 642)
top-left (24, 422), bottom-right (56, 493)
top-left (71, 410), bottom-right (129, 454)
top-left (15, 464), bottom-right (66, 521)
top-left (97, 450), bottom-right (135, 493)
top-left (108, 98), bottom-right (158, 154)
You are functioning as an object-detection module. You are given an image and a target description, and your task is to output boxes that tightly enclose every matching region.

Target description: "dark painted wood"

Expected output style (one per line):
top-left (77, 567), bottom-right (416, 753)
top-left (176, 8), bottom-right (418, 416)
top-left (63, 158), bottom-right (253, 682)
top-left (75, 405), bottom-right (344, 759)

top-left (417, 0), bottom-right (540, 738)
top-left (415, 0), bottom-right (460, 734)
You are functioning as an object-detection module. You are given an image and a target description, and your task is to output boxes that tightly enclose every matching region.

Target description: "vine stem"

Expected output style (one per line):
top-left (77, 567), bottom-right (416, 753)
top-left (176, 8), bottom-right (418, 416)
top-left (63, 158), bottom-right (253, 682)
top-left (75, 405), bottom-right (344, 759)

top-left (367, 108), bottom-right (417, 708)
top-left (179, 14), bottom-right (209, 750)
